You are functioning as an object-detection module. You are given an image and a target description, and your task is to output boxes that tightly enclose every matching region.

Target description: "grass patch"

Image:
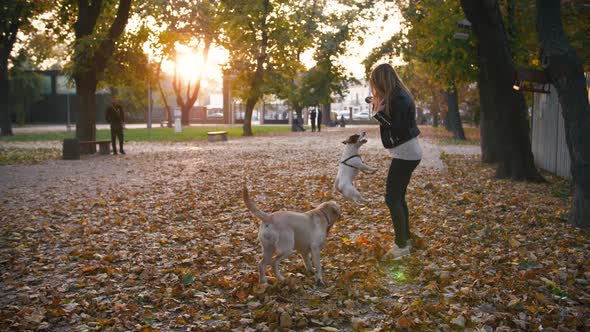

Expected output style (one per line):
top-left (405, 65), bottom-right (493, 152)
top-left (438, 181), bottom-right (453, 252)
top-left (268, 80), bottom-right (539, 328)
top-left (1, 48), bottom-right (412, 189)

top-left (0, 126), bottom-right (293, 143)
top-left (419, 125), bottom-right (480, 145)
top-left (0, 147), bottom-right (61, 165)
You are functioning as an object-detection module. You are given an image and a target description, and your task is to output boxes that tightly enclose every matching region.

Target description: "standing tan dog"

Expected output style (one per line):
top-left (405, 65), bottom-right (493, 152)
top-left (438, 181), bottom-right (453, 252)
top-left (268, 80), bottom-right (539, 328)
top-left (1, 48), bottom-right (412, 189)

top-left (243, 187), bottom-right (341, 286)
top-left (334, 132), bottom-right (377, 204)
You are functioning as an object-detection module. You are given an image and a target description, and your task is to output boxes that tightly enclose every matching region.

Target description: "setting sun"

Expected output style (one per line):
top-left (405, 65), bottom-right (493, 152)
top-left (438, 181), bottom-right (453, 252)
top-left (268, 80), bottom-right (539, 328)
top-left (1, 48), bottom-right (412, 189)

top-left (157, 43), bottom-right (228, 88)
top-left (175, 48), bottom-right (201, 83)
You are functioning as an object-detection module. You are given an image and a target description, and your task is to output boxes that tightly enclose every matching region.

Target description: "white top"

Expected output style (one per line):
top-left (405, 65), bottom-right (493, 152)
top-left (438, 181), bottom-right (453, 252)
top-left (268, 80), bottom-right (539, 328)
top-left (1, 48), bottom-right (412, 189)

top-left (387, 137), bottom-right (422, 160)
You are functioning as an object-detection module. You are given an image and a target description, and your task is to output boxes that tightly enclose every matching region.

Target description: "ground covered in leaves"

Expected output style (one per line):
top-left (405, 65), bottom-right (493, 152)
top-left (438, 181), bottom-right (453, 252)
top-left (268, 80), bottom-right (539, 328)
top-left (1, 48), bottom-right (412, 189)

top-left (0, 126), bottom-right (588, 331)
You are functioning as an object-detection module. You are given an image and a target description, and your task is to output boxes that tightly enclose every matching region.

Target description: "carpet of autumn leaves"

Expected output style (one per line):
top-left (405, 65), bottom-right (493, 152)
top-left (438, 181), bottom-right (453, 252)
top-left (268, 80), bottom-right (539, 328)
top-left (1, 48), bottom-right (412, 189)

top-left (0, 126), bottom-right (588, 331)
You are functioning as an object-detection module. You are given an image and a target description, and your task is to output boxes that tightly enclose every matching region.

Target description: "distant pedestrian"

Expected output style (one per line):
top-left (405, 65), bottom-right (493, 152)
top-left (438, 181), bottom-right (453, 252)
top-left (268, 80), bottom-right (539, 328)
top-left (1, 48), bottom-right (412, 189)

top-left (317, 108), bottom-right (323, 132)
top-left (310, 108), bottom-right (317, 132)
top-left (106, 97), bottom-right (126, 155)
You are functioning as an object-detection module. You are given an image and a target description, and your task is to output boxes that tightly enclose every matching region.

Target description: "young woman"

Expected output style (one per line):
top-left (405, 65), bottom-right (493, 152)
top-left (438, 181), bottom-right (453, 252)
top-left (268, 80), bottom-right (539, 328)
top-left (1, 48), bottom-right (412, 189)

top-left (369, 63), bottom-right (422, 259)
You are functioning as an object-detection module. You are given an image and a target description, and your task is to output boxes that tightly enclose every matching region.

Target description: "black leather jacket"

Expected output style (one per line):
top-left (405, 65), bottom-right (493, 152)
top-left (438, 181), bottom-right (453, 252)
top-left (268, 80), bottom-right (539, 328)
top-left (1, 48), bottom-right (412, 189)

top-left (376, 88), bottom-right (420, 149)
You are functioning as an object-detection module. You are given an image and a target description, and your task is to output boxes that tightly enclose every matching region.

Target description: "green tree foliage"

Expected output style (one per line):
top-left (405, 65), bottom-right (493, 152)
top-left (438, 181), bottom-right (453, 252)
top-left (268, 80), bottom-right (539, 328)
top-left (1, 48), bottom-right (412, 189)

top-left (144, 0), bottom-right (220, 125)
top-left (364, 0), bottom-right (477, 138)
top-left (271, 6), bottom-right (362, 124)
top-left (303, 10), bottom-right (360, 109)
top-left (265, 2), bottom-right (320, 121)
top-left (498, 0), bottom-right (590, 70)
top-left (365, 1), bottom-right (477, 86)
top-left (9, 53), bottom-right (42, 125)
top-left (0, 0), bottom-right (51, 135)
top-left (217, 0), bottom-right (314, 136)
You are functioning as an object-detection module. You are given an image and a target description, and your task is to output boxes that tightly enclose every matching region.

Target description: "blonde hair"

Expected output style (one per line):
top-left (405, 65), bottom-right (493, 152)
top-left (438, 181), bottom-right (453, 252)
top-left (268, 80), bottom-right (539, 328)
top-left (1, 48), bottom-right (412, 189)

top-left (369, 63), bottom-right (411, 115)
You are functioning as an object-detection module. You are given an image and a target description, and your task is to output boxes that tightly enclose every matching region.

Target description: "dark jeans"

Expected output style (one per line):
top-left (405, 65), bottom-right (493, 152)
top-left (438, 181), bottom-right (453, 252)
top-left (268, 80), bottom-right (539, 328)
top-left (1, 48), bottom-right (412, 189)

top-left (385, 158), bottom-right (420, 248)
top-left (110, 127), bottom-right (124, 153)
top-left (311, 118), bottom-right (316, 132)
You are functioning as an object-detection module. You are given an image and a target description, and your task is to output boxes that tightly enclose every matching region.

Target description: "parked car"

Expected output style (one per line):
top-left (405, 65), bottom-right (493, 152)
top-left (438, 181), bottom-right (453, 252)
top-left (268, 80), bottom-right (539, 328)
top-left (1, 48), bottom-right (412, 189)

top-left (338, 111), bottom-right (351, 120)
top-left (353, 111), bottom-right (371, 120)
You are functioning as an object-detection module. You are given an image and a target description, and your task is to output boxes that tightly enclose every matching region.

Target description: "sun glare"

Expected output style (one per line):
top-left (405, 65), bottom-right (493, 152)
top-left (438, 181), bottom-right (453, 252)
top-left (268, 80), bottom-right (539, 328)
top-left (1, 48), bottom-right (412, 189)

top-left (175, 47), bottom-right (201, 84)
top-left (152, 43), bottom-right (229, 88)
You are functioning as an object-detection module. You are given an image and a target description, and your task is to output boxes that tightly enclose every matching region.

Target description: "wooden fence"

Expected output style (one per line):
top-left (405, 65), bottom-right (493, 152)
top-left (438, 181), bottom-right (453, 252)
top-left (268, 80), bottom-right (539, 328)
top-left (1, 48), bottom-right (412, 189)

top-left (531, 85), bottom-right (571, 178)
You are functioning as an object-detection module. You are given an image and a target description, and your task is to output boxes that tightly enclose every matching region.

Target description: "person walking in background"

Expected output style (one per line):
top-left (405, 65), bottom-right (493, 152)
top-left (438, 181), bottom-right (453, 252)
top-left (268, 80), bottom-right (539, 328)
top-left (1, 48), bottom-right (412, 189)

top-left (368, 63), bottom-right (422, 259)
top-left (106, 97), bottom-right (126, 155)
top-left (310, 108), bottom-right (317, 132)
top-left (317, 107), bottom-right (323, 132)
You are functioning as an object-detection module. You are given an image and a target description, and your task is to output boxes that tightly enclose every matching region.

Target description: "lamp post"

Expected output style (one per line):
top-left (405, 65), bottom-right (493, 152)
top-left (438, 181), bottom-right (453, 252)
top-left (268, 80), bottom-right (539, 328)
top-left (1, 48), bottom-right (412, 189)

top-left (66, 94), bottom-right (72, 133)
top-left (147, 55), bottom-right (153, 133)
top-left (222, 66), bottom-right (237, 124)
top-left (174, 106), bottom-right (182, 133)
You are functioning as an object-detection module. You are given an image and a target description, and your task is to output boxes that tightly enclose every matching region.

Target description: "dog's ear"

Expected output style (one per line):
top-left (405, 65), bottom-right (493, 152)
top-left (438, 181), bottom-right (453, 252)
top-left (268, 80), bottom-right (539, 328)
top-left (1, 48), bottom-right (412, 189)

top-left (323, 202), bottom-right (341, 221)
top-left (342, 134), bottom-right (359, 144)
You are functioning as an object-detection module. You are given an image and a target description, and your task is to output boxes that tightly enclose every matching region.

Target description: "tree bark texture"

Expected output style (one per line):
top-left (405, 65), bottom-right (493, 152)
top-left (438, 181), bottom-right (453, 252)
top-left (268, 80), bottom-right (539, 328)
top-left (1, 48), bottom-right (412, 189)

top-left (445, 84), bottom-right (466, 140)
top-left (73, 0), bottom-right (131, 153)
top-left (537, 0), bottom-right (590, 228)
top-left (460, 0), bottom-right (543, 182)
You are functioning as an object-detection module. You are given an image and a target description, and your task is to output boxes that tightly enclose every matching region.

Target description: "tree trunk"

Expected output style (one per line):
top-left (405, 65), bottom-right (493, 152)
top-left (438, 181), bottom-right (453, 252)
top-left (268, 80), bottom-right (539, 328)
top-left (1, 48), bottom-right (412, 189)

top-left (156, 67), bottom-right (173, 127)
top-left (537, 0), bottom-right (590, 228)
top-left (173, 37), bottom-right (211, 126)
top-left (431, 88), bottom-right (440, 127)
top-left (0, 75), bottom-right (12, 136)
top-left (73, 0), bottom-right (131, 151)
top-left (445, 84), bottom-right (465, 140)
top-left (478, 59), bottom-right (499, 163)
top-left (295, 104), bottom-right (303, 123)
top-left (243, 96), bottom-right (256, 136)
top-left (0, 6), bottom-right (21, 136)
top-left (75, 75), bottom-right (98, 154)
top-left (181, 104), bottom-right (190, 125)
top-left (321, 103), bottom-right (331, 126)
top-left (460, 0), bottom-right (544, 182)
top-left (242, 0), bottom-right (269, 137)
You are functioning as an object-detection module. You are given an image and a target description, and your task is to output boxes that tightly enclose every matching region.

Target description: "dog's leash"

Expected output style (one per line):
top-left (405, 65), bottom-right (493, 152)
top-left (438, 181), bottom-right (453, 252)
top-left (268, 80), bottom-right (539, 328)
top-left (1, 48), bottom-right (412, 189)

top-left (340, 154), bottom-right (361, 170)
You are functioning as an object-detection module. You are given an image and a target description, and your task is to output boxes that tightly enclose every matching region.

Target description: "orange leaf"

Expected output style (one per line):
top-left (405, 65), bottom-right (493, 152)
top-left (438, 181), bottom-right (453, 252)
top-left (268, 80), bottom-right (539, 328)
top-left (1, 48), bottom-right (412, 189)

top-left (397, 316), bottom-right (413, 328)
top-left (80, 266), bottom-right (97, 275)
top-left (236, 290), bottom-right (247, 301)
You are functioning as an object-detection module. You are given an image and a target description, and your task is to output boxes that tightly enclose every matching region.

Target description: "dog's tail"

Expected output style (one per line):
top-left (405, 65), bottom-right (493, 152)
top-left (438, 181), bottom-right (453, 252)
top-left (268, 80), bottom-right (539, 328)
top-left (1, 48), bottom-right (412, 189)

top-left (242, 186), bottom-right (269, 221)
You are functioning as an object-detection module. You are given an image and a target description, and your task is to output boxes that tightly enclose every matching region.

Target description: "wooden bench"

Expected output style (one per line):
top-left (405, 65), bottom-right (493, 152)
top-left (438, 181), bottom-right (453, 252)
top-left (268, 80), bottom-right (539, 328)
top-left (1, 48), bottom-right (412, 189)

top-left (79, 140), bottom-right (111, 155)
top-left (207, 131), bottom-right (228, 142)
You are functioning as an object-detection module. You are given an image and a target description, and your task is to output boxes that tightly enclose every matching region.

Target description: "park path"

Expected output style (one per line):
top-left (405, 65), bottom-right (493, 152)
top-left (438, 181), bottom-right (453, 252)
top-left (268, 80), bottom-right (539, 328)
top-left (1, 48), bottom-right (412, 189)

top-left (0, 126), bottom-right (479, 207)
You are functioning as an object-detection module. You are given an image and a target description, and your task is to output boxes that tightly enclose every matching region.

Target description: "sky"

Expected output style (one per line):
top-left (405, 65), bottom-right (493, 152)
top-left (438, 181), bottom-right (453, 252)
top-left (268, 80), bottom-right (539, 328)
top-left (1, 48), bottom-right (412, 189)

top-left (23, 3), bottom-right (403, 92)
top-left (157, 2), bottom-right (403, 89)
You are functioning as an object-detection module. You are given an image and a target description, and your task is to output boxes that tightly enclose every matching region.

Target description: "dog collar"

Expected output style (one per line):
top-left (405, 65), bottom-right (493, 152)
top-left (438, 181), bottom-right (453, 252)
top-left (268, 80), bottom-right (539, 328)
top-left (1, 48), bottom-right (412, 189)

top-left (318, 209), bottom-right (333, 233)
top-left (340, 154), bottom-right (361, 170)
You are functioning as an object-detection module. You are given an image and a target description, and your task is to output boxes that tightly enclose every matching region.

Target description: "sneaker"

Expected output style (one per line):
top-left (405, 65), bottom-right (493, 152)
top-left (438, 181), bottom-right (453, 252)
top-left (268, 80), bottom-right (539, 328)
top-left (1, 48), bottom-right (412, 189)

top-left (385, 245), bottom-right (411, 260)
top-left (120, 150), bottom-right (126, 155)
